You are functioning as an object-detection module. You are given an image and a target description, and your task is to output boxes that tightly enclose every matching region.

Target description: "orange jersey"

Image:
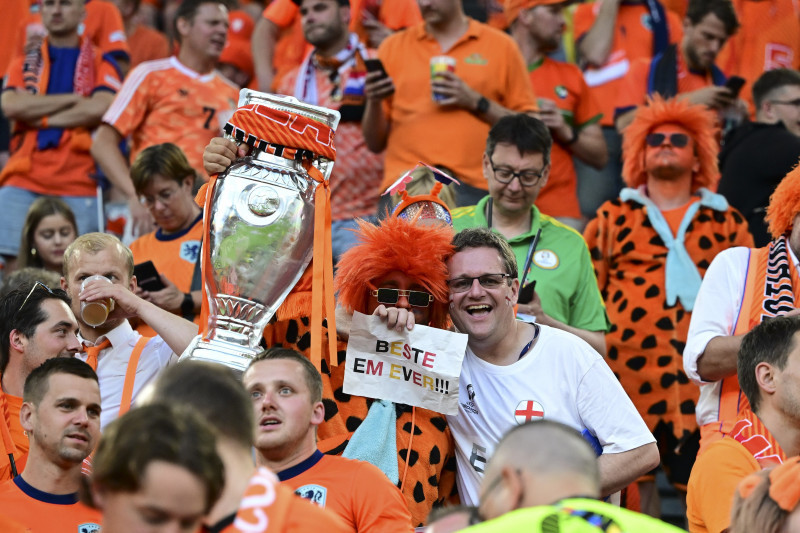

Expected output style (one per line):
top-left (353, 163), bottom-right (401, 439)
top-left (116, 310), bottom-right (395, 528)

top-left (0, 0), bottom-right (27, 76)
top-left (528, 57), bottom-right (602, 218)
top-left (129, 213), bottom-right (203, 336)
top-left (0, 476), bottom-right (102, 533)
top-left (127, 24), bottom-right (169, 69)
top-left (2, 43), bottom-right (122, 197)
top-left (0, 389), bottom-right (26, 481)
top-left (615, 50), bottom-right (725, 117)
top-left (278, 451), bottom-right (413, 532)
top-left (232, 467), bottom-right (352, 533)
top-left (378, 20), bottom-right (537, 189)
top-left (573, 1), bottom-right (683, 126)
top-left (716, 0), bottom-right (800, 113)
top-left (102, 57), bottom-right (239, 181)
top-left (17, 0), bottom-right (129, 62)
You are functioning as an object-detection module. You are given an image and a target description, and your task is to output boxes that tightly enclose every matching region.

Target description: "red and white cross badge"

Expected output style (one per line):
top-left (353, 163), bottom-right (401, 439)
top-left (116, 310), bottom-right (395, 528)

top-left (514, 400), bottom-right (544, 424)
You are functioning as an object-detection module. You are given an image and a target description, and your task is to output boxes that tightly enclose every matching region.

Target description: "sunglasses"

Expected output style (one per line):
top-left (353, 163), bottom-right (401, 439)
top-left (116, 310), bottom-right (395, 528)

top-left (645, 132), bottom-right (689, 148)
top-left (17, 281), bottom-right (55, 314)
top-left (371, 288), bottom-right (434, 307)
top-left (446, 273), bottom-right (511, 293)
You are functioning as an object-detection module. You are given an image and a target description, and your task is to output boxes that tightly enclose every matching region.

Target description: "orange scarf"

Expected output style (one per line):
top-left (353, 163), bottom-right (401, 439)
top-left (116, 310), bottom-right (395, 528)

top-left (729, 407), bottom-right (788, 469)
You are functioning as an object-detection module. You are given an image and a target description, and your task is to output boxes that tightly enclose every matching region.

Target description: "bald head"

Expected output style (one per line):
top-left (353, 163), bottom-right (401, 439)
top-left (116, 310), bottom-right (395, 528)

top-left (479, 421), bottom-right (600, 520)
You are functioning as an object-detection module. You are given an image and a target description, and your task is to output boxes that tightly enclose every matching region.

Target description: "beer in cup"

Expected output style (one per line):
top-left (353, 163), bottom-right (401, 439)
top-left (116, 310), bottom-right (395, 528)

top-left (430, 56), bottom-right (456, 102)
top-left (80, 275), bottom-right (115, 327)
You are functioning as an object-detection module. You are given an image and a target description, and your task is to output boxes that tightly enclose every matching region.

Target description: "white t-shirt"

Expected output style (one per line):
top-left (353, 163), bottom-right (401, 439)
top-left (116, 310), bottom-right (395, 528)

top-left (684, 245), bottom-right (800, 427)
top-left (77, 320), bottom-right (177, 428)
top-left (446, 324), bottom-right (655, 505)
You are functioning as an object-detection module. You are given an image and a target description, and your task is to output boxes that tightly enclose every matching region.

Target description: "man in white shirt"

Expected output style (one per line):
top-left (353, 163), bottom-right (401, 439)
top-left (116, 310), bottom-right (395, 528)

top-left (60, 232), bottom-right (199, 428)
top-left (684, 169), bottom-right (800, 450)
top-left (445, 227), bottom-right (659, 504)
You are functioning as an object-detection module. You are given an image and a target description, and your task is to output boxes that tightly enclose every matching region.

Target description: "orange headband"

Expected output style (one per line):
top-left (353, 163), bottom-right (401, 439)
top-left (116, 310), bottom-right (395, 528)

top-left (738, 457), bottom-right (800, 512)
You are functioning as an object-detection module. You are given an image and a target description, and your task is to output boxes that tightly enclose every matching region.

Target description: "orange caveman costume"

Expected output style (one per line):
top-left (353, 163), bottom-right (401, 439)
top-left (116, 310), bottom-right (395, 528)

top-left (584, 97), bottom-right (753, 489)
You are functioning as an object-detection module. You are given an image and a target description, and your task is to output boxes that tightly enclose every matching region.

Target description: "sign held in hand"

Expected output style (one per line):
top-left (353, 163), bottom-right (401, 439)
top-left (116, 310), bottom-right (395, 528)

top-left (344, 312), bottom-right (467, 415)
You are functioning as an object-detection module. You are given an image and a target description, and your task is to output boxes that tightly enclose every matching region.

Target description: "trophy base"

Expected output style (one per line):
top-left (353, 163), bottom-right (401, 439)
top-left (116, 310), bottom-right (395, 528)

top-left (179, 338), bottom-right (262, 375)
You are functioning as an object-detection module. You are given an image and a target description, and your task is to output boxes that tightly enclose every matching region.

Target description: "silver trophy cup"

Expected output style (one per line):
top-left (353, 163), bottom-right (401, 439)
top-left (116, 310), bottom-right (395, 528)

top-left (183, 90), bottom-right (340, 372)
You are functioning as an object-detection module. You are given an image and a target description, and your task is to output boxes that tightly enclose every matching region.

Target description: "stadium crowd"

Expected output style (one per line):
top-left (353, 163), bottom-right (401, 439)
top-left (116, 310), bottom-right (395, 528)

top-left (1, 0), bottom-right (800, 530)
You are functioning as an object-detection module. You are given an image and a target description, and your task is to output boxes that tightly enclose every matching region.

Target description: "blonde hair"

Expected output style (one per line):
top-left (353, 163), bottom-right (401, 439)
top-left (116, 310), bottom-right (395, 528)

top-left (63, 233), bottom-right (134, 279)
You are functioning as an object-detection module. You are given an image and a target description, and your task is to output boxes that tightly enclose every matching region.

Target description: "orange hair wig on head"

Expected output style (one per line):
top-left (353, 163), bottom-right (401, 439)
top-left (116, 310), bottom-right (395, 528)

top-left (622, 95), bottom-right (719, 190)
top-left (334, 216), bottom-right (454, 330)
top-left (766, 164), bottom-right (800, 239)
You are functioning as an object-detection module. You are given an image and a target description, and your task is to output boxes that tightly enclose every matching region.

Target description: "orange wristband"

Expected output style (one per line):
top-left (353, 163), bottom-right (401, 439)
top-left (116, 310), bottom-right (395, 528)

top-left (40, 116), bottom-right (48, 128)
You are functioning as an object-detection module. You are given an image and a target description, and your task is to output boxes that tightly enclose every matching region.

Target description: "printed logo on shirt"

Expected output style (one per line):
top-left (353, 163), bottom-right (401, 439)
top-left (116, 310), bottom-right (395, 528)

top-left (533, 250), bottom-right (559, 270)
top-left (295, 484), bottom-right (327, 507)
top-left (109, 30), bottom-right (127, 43)
top-left (462, 384), bottom-right (479, 414)
top-left (464, 53), bottom-right (488, 66)
top-left (78, 523), bottom-right (101, 533)
top-left (180, 241), bottom-right (201, 263)
top-left (640, 14), bottom-right (653, 31)
top-left (555, 85), bottom-right (568, 99)
top-left (514, 400), bottom-right (544, 424)
top-left (178, 88), bottom-right (190, 97)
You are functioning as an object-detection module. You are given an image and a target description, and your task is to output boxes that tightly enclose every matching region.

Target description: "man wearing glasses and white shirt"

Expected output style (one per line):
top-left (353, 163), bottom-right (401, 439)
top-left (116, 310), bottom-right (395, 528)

top-left (444, 227), bottom-right (659, 506)
top-left (450, 114), bottom-right (609, 355)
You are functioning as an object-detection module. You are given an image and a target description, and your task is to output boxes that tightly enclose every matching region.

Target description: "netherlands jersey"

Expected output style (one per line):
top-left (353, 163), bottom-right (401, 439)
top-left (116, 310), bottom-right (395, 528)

top-left (0, 475), bottom-right (102, 532)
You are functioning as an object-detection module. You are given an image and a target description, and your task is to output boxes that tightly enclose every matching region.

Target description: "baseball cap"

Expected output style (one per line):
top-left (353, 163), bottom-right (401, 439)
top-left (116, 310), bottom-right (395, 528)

top-left (505, 0), bottom-right (568, 25)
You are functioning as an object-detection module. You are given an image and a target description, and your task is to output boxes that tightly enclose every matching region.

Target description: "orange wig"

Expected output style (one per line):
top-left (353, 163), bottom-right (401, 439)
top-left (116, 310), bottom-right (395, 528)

top-left (766, 164), bottom-right (800, 239)
top-left (622, 95), bottom-right (719, 191)
top-left (334, 216), bottom-right (454, 330)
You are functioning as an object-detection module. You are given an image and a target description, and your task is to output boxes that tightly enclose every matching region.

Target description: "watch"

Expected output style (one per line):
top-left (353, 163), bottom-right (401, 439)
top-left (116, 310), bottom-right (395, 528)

top-left (181, 293), bottom-right (194, 317)
top-left (476, 96), bottom-right (490, 114)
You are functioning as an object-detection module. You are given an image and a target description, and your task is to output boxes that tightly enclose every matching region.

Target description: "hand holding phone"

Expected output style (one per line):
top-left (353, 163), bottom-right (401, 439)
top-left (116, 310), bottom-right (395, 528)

top-left (724, 76), bottom-right (746, 98)
top-left (134, 261), bottom-right (166, 292)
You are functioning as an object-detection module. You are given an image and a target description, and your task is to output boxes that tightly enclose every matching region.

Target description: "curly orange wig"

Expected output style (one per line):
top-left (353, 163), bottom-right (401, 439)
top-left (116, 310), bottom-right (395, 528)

top-left (765, 164), bottom-right (800, 239)
top-left (334, 216), bottom-right (454, 330)
top-left (622, 95), bottom-right (719, 190)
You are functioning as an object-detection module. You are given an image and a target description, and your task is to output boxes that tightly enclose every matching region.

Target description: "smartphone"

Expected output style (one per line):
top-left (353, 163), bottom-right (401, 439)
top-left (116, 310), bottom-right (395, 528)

top-left (133, 261), bottom-right (166, 292)
top-left (724, 76), bottom-right (746, 98)
top-left (364, 58), bottom-right (388, 79)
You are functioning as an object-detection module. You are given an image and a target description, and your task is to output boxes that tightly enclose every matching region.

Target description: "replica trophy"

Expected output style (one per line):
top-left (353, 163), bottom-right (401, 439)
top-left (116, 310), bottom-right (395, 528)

top-left (181, 89), bottom-right (340, 372)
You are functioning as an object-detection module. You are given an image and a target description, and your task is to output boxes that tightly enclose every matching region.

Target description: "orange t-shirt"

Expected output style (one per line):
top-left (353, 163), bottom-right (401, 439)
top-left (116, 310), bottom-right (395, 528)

top-left (101, 56), bottom-right (240, 181)
top-left (0, 0), bottom-right (27, 76)
top-left (529, 57), bottom-right (602, 218)
top-left (232, 467), bottom-right (352, 533)
top-left (278, 451), bottom-right (413, 532)
top-left (2, 43), bottom-right (122, 197)
top-left (573, 1), bottom-right (683, 126)
top-left (0, 476), bottom-right (103, 533)
top-left (127, 24), bottom-right (169, 69)
top-left (715, 0), bottom-right (800, 113)
top-left (686, 437), bottom-right (760, 533)
top-left (17, 0), bottom-right (130, 62)
top-left (615, 49), bottom-right (724, 119)
top-left (129, 213), bottom-right (203, 336)
top-left (377, 20), bottom-right (537, 189)
top-left (0, 390), bottom-right (27, 482)
top-left (263, 0), bottom-right (421, 90)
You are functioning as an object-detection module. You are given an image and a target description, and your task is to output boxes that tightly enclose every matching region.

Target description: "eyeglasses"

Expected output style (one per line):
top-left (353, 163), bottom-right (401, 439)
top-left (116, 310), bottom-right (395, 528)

top-left (770, 98), bottom-right (800, 108)
top-left (490, 161), bottom-right (544, 187)
top-left (17, 281), bottom-right (55, 314)
top-left (645, 132), bottom-right (689, 148)
top-left (446, 273), bottom-right (511, 293)
top-left (371, 288), bottom-right (434, 307)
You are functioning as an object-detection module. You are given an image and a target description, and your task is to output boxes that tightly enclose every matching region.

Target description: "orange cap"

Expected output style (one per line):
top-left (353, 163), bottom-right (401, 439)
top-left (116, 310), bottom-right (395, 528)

top-left (505, 0), bottom-right (567, 24)
top-left (219, 39), bottom-right (254, 80)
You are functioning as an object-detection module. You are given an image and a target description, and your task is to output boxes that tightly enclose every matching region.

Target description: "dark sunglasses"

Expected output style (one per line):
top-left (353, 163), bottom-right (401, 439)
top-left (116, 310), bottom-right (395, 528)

top-left (17, 281), bottom-right (55, 314)
top-left (645, 132), bottom-right (689, 148)
top-left (372, 288), bottom-right (434, 308)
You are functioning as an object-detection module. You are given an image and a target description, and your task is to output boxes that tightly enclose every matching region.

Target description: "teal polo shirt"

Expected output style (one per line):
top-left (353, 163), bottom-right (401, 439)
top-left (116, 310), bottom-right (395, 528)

top-left (451, 196), bottom-right (609, 332)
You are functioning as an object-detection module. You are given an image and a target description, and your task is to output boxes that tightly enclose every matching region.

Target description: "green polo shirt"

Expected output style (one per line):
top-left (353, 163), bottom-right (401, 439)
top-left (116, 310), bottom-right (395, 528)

top-left (452, 196), bottom-right (609, 332)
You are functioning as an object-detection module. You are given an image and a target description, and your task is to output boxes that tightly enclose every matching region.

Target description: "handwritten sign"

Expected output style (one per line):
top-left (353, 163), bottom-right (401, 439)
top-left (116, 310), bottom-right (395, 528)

top-left (344, 312), bottom-right (467, 415)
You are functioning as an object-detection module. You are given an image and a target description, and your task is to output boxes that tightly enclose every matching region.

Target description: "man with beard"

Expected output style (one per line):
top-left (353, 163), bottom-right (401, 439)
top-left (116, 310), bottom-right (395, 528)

top-left (584, 97), bottom-right (752, 514)
top-left (0, 358), bottom-right (102, 532)
top-left (614, 0), bottom-right (740, 130)
top-left (506, 0), bottom-right (607, 229)
top-left (277, 0), bottom-right (383, 263)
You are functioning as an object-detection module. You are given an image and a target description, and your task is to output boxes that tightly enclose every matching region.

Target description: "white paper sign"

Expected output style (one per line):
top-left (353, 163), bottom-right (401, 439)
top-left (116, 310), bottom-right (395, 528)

top-left (343, 312), bottom-right (468, 415)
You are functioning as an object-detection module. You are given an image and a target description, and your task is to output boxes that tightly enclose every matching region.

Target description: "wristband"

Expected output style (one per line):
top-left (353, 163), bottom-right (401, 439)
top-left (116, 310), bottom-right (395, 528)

top-left (40, 116), bottom-right (48, 129)
top-left (181, 293), bottom-right (194, 316)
